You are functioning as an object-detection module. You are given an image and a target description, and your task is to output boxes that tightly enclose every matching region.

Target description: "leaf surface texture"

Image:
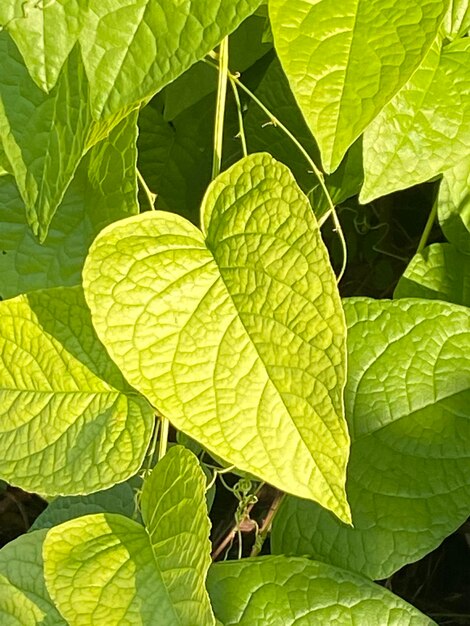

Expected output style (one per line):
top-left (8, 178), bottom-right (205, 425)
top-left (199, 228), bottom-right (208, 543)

top-left (84, 153), bottom-right (351, 521)
top-left (269, 0), bottom-right (446, 172)
top-left (207, 555), bottom-right (434, 625)
top-left (0, 285), bottom-right (153, 495)
top-left (43, 446), bottom-right (215, 626)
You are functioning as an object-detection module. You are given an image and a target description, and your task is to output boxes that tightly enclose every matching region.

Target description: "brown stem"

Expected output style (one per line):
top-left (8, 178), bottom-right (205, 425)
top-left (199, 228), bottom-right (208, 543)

top-left (250, 490), bottom-right (284, 557)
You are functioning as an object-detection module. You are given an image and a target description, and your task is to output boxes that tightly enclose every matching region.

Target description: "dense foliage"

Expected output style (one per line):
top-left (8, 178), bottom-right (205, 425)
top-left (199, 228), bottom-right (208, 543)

top-left (0, 0), bottom-right (469, 623)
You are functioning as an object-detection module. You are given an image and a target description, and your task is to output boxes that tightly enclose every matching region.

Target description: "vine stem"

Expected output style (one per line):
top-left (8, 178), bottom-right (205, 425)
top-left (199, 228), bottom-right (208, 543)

top-left (204, 57), bottom-right (347, 283)
top-left (416, 198), bottom-right (438, 254)
top-left (250, 490), bottom-right (284, 557)
top-left (212, 38), bottom-right (229, 180)
top-left (137, 169), bottom-right (156, 211)
top-left (158, 416), bottom-right (169, 460)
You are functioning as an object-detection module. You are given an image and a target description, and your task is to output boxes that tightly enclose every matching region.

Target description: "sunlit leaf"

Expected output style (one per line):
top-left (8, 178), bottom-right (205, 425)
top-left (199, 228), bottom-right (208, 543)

top-left (395, 243), bottom-right (470, 306)
top-left (0, 32), bottom-right (92, 240)
top-left (0, 0), bottom-right (86, 92)
top-left (438, 156), bottom-right (470, 253)
top-left (0, 112), bottom-right (138, 300)
top-left (84, 153), bottom-right (351, 522)
top-left (443, 0), bottom-right (470, 38)
top-left (269, 0), bottom-right (446, 172)
top-left (44, 446), bottom-right (215, 626)
top-left (361, 38), bottom-right (470, 202)
top-left (82, 0), bottom-right (263, 118)
top-left (0, 530), bottom-right (65, 625)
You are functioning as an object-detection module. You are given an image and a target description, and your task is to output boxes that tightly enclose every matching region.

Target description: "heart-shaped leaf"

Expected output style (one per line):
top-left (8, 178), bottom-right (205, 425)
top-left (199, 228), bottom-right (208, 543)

top-left (83, 152), bottom-right (351, 522)
top-left (43, 446), bottom-right (215, 626)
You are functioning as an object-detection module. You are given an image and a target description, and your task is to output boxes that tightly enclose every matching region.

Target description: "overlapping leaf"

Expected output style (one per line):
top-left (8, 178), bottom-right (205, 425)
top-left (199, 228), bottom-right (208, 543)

top-left (83, 153), bottom-right (351, 522)
top-left (395, 243), bottom-right (470, 306)
top-left (44, 446), bottom-right (215, 626)
top-left (272, 298), bottom-right (470, 580)
top-left (361, 38), bottom-right (470, 202)
top-left (438, 157), bottom-right (470, 253)
top-left (0, 31), bottom-right (92, 240)
top-left (0, 285), bottom-right (154, 496)
top-left (1, 1), bottom-right (263, 119)
top-left (269, 0), bottom-right (447, 172)
top-left (244, 58), bottom-right (321, 194)
top-left (0, 0), bottom-right (87, 92)
top-left (207, 555), bottom-right (434, 625)
top-left (0, 574), bottom-right (46, 626)
top-left (0, 112), bottom-right (139, 301)
top-left (137, 95), bottom-right (217, 222)
top-left (0, 530), bottom-right (65, 625)
top-left (81, 0), bottom-right (263, 118)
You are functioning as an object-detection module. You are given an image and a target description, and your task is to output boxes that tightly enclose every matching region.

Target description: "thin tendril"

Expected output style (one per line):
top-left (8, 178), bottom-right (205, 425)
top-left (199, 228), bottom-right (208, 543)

top-left (229, 74), bottom-right (248, 157)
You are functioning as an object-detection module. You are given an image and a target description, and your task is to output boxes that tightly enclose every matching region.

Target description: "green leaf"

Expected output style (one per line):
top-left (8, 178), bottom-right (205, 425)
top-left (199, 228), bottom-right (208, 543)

top-left (81, 0), bottom-right (262, 119)
top-left (0, 32), bottom-right (92, 241)
top-left (272, 298), bottom-right (470, 580)
top-left (207, 555), bottom-right (435, 625)
top-left (0, 530), bottom-right (65, 625)
top-left (443, 0), bottom-right (470, 38)
top-left (0, 285), bottom-right (154, 496)
top-left (43, 446), bottom-right (215, 626)
top-left (83, 153), bottom-right (351, 522)
top-left (162, 63), bottom-right (218, 123)
top-left (394, 243), bottom-right (470, 305)
top-left (0, 145), bottom-right (11, 176)
top-left (361, 37), bottom-right (470, 202)
top-left (269, 0), bottom-right (447, 173)
top-left (0, 0), bottom-right (87, 92)
top-left (438, 156), bottom-right (470, 253)
top-left (0, 112), bottom-right (139, 301)
top-left (30, 481), bottom-right (139, 532)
